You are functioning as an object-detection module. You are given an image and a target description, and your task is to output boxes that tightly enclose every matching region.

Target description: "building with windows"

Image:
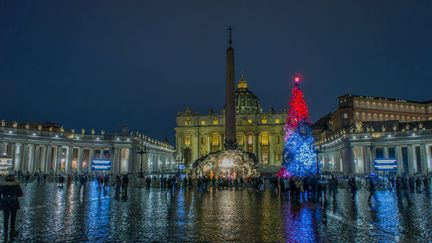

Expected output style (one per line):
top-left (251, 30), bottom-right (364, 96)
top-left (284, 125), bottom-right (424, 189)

top-left (175, 74), bottom-right (287, 171)
top-left (0, 120), bottom-right (175, 175)
top-left (314, 94), bottom-right (432, 175)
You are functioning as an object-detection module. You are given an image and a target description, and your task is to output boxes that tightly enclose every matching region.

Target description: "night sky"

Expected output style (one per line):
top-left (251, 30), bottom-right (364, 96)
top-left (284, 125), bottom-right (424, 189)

top-left (1, 1), bottom-right (431, 143)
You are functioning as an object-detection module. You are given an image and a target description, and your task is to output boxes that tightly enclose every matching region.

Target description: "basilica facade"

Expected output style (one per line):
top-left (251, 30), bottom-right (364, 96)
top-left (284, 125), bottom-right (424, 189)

top-left (175, 75), bottom-right (287, 172)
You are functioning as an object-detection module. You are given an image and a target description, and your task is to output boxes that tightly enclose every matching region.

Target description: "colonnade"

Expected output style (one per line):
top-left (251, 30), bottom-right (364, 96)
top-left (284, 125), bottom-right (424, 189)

top-left (319, 141), bottom-right (432, 175)
top-left (0, 142), bottom-right (132, 174)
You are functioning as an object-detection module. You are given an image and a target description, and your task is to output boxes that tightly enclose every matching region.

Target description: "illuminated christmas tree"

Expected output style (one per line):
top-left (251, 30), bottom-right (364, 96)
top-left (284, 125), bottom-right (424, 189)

top-left (281, 75), bottom-right (317, 177)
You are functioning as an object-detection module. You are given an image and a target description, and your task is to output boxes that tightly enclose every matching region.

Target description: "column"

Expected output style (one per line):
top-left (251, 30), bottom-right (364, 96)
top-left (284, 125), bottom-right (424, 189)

top-left (426, 145), bottom-right (432, 174)
top-left (396, 146), bottom-right (403, 174)
top-left (420, 144), bottom-right (428, 174)
top-left (370, 145), bottom-right (376, 174)
top-left (207, 134), bottom-right (211, 155)
top-left (55, 146), bottom-right (63, 174)
top-left (384, 147), bottom-right (389, 159)
top-left (158, 156), bottom-right (162, 173)
top-left (254, 133), bottom-right (259, 162)
top-left (28, 144), bottom-right (35, 173)
top-left (10, 144), bottom-right (15, 173)
top-left (66, 146), bottom-right (73, 173)
top-left (144, 151), bottom-right (149, 173)
top-left (110, 147), bottom-right (116, 174)
top-left (39, 145), bottom-right (47, 172)
top-left (14, 143), bottom-right (22, 172)
top-left (33, 145), bottom-right (40, 172)
top-left (100, 148), bottom-right (104, 158)
top-left (269, 133), bottom-right (274, 165)
top-left (77, 147), bottom-right (84, 174)
top-left (194, 133), bottom-right (199, 162)
top-left (21, 144), bottom-right (28, 172)
top-left (112, 148), bottom-right (118, 175)
top-left (1, 142), bottom-right (8, 155)
top-left (125, 148), bottom-right (131, 173)
top-left (88, 148), bottom-right (94, 173)
top-left (408, 145), bottom-right (416, 174)
top-left (363, 146), bottom-right (373, 174)
top-left (45, 145), bottom-right (52, 173)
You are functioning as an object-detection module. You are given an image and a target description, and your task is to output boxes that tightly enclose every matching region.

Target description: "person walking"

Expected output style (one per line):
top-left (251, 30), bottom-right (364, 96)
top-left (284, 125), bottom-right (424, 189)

top-left (409, 175), bottom-right (415, 193)
top-left (0, 175), bottom-right (24, 241)
top-left (396, 176), bottom-right (402, 200)
top-left (368, 175), bottom-right (379, 204)
top-left (415, 176), bottom-right (422, 193)
top-left (122, 174), bottom-right (129, 197)
top-left (401, 175), bottom-right (412, 206)
top-left (145, 176), bottom-right (151, 190)
top-left (348, 176), bottom-right (357, 200)
top-left (423, 175), bottom-right (430, 194)
top-left (328, 175), bottom-right (339, 202)
top-left (115, 176), bottom-right (122, 198)
top-left (24, 172), bottom-right (30, 185)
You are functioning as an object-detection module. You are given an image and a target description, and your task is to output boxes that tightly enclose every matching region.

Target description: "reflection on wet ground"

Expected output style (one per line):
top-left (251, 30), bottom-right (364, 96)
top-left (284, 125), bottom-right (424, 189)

top-left (3, 182), bottom-right (432, 242)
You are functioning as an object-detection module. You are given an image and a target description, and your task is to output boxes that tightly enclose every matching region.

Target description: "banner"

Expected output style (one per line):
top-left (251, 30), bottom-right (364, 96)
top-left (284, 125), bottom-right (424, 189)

top-left (374, 159), bottom-right (397, 171)
top-left (91, 158), bottom-right (112, 171)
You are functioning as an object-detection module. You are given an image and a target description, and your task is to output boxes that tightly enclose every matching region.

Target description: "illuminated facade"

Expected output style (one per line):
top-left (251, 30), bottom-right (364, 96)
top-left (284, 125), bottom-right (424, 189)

top-left (175, 75), bottom-right (287, 171)
top-left (0, 120), bottom-right (175, 174)
top-left (315, 95), bottom-right (432, 175)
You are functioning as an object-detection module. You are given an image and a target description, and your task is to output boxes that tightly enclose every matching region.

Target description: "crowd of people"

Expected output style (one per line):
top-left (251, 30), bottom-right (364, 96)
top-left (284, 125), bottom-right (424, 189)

top-left (140, 172), bottom-right (432, 207)
top-left (0, 170), bottom-right (431, 241)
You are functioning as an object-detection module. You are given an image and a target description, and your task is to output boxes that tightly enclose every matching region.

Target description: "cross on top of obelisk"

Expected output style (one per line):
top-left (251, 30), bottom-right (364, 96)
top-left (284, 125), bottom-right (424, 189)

top-left (228, 25), bottom-right (233, 46)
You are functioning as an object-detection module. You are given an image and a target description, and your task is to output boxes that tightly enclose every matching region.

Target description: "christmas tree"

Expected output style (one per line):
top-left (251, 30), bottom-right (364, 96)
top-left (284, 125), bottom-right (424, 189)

top-left (281, 75), bottom-right (317, 177)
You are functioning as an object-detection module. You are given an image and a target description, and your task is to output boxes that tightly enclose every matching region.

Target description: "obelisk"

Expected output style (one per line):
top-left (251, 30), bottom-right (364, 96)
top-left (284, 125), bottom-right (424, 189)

top-left (224, 26), bottom-right (237, 149)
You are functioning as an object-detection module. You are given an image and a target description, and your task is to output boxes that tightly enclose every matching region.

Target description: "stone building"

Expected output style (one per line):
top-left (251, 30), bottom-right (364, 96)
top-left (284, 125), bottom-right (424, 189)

top-left (175, 75), bottom-right (287, 172)
top-left (0, 120), bottom-right (175, 175)
top-left (314, 94), bottom-right (432, 175)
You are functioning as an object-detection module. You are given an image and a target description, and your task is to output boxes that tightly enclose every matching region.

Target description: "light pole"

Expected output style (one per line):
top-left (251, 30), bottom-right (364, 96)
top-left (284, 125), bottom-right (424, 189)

top-left (136, 145), bottom-right (148, 177)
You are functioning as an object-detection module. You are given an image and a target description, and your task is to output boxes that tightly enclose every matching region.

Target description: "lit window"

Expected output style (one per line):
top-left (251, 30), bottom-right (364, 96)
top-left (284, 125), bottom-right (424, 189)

top-left (211, 133), bottom-right (219, 146)
top-left (247, 134), bottom-right (253, 145)
top-left (212, 118), bottom-right (219, 125)
top-left (343, 113), bottom-right (348, 119)
top-left (237, 134), bottom-right (244, 146)
top-left (261, 132), bottom-right (269, 146)
top-left (275, 118), bottom-right (281, 124)
top-left (200, 120), bottom-right (206, 125)
top-left (184, 135), bottom-right (191, 146)
top-left (261, 117), bottom-right (268, 124)
top-left (247, 119), bottom-right (253, 124)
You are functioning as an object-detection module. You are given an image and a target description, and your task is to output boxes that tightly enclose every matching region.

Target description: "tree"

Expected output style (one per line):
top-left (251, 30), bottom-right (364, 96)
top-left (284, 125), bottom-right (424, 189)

top-left (281, 75), bottom-right (317, 177)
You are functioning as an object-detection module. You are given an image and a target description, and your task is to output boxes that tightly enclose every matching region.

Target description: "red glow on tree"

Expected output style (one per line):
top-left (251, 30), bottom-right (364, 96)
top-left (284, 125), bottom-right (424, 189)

top-left (275, 166), bottom-right (290, 178)
top-left (284, 83), bottom-right (310, 137)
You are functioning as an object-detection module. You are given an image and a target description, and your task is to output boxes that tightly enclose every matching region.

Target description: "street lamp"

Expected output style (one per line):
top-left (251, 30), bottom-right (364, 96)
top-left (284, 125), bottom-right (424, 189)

top-left (136, 145), bottom-right (148, 177)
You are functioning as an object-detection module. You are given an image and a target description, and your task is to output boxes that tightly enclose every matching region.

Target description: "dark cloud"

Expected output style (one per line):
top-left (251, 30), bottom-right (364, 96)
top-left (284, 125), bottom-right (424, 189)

top-left (1, 0), bottom-right (431, 143)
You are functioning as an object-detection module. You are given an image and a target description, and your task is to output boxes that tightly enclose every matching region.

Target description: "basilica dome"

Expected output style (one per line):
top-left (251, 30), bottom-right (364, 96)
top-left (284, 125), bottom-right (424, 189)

top-left (235, 74), bottom-right (263, 114)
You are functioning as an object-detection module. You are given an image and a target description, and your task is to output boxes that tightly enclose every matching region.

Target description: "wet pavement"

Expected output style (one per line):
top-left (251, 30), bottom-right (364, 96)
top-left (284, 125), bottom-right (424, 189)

top-left (3, 182), bottom-right (432, 242)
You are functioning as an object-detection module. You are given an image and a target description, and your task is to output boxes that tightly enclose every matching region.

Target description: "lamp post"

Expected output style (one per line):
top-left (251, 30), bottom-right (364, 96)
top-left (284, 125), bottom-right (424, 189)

top-left (136, 145), bottom-right (148, 177)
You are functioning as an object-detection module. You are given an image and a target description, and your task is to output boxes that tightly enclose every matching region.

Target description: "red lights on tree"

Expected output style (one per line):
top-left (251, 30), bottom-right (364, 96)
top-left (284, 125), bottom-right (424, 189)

top-left (285, 84), bottom-right (310, 133)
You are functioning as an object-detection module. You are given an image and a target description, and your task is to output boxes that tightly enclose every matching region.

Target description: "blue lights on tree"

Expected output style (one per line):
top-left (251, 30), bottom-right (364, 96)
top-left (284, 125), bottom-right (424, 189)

top-left (281, 75), bottom-right (317, 177)
top-left (283, 120), bottom-right (317, 177)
